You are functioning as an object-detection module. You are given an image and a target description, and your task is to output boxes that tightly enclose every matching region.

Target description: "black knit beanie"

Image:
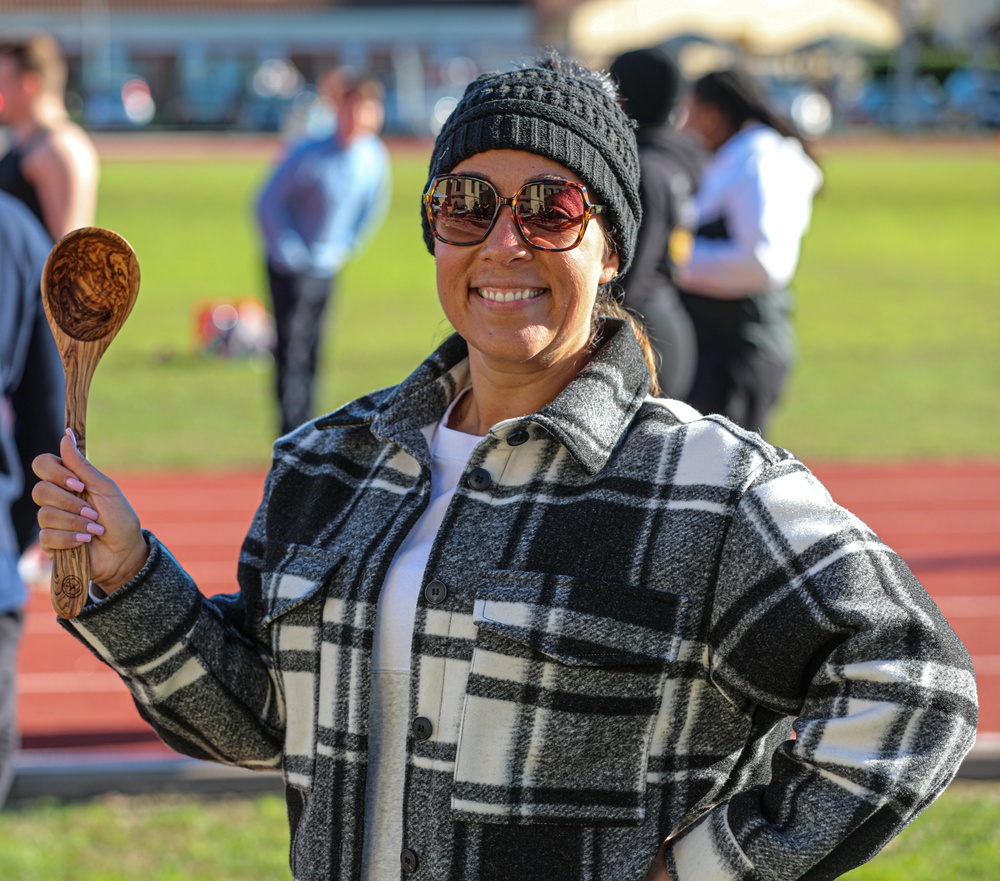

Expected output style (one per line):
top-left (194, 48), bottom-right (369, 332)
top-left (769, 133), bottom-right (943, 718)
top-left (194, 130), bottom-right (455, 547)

top-left (422, 60), bottom-right (641, 275)
top-left (610, 47), bottom-right (682, 128)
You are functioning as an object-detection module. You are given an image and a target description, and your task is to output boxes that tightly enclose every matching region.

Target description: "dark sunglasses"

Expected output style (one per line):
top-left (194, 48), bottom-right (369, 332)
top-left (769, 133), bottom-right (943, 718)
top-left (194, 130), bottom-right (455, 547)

top-left (423, 174), bottom-right (606, 252)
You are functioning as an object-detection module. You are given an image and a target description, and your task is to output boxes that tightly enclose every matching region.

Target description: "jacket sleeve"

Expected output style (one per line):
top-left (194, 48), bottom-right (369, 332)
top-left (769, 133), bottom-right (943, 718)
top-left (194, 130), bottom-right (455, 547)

top-left (620, 159), bottom-right (678, 318)
top-left (60, 470), bottom-right (285, 770)
top-left (11, 290), bottom-right (65, 552)
top-left (665, 457), bottom-right (978, 881)
top-left (256, 146), bottom-right (312, 274)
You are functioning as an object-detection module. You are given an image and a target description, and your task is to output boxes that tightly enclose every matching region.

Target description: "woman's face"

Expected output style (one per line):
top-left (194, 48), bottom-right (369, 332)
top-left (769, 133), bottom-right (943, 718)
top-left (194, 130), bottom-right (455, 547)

top-left (0, 57), bottom-right (28, 124)
top-left (434, 149), bottom-right (619, 380)
top-left (680, 95), bottom-right (731, 151)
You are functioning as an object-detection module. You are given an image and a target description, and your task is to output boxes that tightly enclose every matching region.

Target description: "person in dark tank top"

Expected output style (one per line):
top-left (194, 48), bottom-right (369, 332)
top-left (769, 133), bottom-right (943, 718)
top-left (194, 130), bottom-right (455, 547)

top-left (0, 34), bottom-right (99, 240)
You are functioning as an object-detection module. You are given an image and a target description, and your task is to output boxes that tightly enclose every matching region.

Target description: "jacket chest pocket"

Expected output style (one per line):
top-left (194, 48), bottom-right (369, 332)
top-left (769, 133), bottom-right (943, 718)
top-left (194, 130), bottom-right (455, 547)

top-left (261, 543), bottom-right (346, 793)
top-left (453, 570), bottom-right (686, 826)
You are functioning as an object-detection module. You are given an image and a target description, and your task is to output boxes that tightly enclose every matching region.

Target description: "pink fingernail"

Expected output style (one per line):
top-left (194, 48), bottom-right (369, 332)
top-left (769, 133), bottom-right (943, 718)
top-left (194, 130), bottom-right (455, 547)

top-left (86, 522), bottom-right (105, 536)
top-left (66, 428), bottom-right (77, 445)
top-left (67, 478), bottom-right (86, 493)
top-left (75, 533), bottom-right (92, 543)
top-left (81, 506), bottom-right (98, 520)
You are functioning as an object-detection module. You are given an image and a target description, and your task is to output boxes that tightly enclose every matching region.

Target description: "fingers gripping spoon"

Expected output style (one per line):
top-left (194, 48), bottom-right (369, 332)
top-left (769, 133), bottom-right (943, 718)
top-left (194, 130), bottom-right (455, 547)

top-left (40, 227), bottom-right (140, 618)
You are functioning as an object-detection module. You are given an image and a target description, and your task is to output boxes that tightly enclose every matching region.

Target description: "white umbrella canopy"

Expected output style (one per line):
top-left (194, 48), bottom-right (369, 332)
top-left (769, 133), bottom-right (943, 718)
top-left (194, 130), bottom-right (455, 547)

top-left (568, 0), bottom-right (902, 63)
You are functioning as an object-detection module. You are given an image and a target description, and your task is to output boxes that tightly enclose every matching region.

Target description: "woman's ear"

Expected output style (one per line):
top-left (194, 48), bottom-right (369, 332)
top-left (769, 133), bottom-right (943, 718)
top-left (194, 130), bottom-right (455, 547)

top-left (599, 251), bottom-right (620, 285)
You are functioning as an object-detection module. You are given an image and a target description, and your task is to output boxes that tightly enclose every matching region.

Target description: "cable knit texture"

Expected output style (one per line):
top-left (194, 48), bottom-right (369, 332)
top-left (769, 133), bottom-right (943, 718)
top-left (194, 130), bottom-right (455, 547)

top-left (423, 65), bottom-right (642, 274)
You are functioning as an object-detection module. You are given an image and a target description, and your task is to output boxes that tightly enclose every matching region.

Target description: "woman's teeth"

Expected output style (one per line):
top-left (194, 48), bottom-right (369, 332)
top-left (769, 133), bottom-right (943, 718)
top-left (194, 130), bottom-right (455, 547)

top-left (476, 288), bottom-right (544, 302)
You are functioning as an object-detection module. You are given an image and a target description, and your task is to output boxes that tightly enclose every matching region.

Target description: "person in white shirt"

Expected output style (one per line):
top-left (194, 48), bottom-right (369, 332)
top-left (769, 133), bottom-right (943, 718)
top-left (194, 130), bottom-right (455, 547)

top-left (675, 69), bottom-right (823, 438)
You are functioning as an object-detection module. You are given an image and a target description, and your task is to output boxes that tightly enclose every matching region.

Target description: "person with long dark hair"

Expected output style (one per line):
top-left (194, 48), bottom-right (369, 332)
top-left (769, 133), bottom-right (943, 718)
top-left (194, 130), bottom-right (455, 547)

top-left (676, 68), bottom-right (822, 438)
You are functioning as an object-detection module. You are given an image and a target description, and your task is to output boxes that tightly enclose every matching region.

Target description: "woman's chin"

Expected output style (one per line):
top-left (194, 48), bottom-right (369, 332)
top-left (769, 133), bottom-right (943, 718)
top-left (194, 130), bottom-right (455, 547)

top-left (467, 328), bottom-right (557, 369)
top-left (466, 327), bottom-right (591, 376)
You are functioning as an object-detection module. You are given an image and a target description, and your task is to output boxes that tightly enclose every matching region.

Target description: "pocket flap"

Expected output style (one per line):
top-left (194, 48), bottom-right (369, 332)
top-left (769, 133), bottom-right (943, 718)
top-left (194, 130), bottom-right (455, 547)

top-left (262, 543), bottom-right (345, 627)
top-left (474, 570), bottom-right (685, 667)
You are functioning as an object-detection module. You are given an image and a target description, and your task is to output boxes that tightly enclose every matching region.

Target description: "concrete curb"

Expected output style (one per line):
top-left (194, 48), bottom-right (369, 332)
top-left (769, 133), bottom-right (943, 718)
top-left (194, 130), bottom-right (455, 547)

top-left (8, 749), bottom-right (282, 806)
top-left (8, 735), bottom-right (999, 807)
top-left (956, 733), bottom-right (1000, 781)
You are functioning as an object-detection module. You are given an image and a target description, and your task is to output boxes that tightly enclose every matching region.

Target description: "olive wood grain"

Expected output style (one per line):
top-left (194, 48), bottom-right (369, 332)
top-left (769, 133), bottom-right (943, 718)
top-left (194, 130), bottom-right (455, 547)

top-left (40, 227), bottom-right (140, 619)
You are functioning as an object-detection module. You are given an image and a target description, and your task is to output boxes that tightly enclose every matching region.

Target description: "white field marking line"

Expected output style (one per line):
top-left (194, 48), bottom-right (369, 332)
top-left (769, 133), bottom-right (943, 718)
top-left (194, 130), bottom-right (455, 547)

top-left (18, 672), bottom-right (128, 693)
top-left (970, 656), bottom-right (1000, 675)
top-left (934, 596), bottom-right (1000, 617)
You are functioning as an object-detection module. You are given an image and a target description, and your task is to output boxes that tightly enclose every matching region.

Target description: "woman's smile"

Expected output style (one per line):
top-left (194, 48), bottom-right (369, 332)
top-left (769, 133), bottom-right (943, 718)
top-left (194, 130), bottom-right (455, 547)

top-left (474, 286), bottom-right (546, 304)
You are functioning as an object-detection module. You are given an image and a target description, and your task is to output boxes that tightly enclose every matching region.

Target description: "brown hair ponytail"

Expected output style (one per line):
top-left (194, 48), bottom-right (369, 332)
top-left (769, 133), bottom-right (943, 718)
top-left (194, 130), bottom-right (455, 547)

top-left (594, 286), bottom-right (662, 398)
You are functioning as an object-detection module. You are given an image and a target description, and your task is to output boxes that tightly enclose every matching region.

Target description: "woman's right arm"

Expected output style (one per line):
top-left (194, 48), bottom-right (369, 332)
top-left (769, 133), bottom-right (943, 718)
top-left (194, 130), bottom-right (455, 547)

top-left (32, 431), bottom-right (286, 769)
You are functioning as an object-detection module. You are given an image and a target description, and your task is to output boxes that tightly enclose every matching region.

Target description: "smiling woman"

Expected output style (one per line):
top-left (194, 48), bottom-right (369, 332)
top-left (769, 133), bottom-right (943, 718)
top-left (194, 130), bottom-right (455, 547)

top-left (31, 53), bottom-right (977, 881)
top-left (430, 149), bottom-right (621, 433)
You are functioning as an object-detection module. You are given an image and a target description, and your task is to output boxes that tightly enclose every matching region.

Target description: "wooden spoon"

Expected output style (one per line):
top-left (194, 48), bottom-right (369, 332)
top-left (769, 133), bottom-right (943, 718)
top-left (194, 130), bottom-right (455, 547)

top-left (40, 227), bottom-right (140, 619)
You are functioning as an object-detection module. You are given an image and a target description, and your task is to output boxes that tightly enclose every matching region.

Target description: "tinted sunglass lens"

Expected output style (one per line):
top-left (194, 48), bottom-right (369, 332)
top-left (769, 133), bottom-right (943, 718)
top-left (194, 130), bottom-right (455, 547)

top-left (516, 183), bottom-right (586, 248)
top-left (433, 178), bottom-right (497, 243)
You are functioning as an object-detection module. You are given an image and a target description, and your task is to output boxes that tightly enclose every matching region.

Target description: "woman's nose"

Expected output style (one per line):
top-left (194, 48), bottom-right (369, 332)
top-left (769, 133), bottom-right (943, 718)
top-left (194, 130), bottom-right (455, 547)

top-left (481, 204), bottom-right (528, 254)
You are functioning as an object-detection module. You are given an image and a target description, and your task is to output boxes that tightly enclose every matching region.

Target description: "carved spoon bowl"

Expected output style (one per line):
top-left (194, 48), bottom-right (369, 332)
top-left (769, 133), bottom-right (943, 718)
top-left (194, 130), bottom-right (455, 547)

top-left (40, 227), bottom-right (140, 619)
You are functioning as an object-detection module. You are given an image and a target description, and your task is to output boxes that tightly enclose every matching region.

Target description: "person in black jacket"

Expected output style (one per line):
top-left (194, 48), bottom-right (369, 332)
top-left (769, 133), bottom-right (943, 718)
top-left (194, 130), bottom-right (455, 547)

top-left (611, 46), bottom-right (705, 399)
top-left (0, 190), bottom-right (63, 807)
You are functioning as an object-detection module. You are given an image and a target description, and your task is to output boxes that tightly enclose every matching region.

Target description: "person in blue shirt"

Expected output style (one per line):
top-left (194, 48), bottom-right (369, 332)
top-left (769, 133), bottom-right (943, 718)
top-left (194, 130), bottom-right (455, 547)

top-left (255, 69), bottom-right (391, 436)
top-left (0, 190), bottom-right (63, 807)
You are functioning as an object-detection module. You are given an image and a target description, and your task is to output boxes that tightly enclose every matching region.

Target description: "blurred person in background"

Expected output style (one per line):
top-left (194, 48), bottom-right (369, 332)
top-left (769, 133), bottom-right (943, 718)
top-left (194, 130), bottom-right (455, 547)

top-left (0, 34), bottom-right (100, 241)
top-left (610, 46), bottom-right (705, 400)
top-left (33, 55), bottom-right (975, 881)
top-left (676, 68), bottom-right (822, 438)
top-left (0, 191), bottom-right (62, 808)
top-left (256, 68), bottom-right (390, 437)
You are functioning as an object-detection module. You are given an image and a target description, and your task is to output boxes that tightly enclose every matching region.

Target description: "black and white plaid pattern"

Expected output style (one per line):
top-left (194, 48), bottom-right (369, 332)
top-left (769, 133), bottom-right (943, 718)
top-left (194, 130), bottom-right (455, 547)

top-left (65, 320), bottom-right (977, 881)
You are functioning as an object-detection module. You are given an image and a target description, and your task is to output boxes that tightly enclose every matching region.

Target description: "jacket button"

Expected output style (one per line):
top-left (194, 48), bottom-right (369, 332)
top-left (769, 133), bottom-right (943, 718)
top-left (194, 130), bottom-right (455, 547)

top-left (401, 848), bottom-right (419, 873)
top-left (466, 467), bottom-right (492, 491)
top-left (424, 580), bottom-right (448, 604)
top-left (412, 716), bottom-right (433, 740)
top-left (506, 427), bottom-right (530, 446)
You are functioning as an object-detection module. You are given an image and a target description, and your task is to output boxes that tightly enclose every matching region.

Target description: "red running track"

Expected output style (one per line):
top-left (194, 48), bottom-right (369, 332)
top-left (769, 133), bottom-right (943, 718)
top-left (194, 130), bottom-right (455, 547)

top-left (16, 462), bottom-right (1000, 755)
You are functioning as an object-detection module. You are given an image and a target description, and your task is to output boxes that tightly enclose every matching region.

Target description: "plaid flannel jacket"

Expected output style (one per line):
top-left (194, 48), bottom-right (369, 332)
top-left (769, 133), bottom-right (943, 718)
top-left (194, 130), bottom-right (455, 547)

top-left (65, 320), bottom-right (977, 881)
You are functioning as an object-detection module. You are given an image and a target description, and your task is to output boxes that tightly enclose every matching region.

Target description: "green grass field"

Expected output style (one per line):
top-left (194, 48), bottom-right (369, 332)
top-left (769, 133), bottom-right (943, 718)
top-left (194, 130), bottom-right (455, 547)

top-left (1, 781), bottom-right (997, 880)
top-left (84, 138), bottom-right (1000, 471)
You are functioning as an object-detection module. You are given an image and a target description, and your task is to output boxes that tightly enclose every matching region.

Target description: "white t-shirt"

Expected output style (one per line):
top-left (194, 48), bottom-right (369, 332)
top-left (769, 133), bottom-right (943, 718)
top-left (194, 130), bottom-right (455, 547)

top-left (361, 392), bottom-right (482, 881)
top-left (371, 391), bottom-right (482, 673)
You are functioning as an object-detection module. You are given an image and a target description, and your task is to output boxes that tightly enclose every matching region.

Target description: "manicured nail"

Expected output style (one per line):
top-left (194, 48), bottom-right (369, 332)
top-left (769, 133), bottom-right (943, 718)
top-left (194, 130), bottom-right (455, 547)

top-left (81, 506), bottom-right (99, 521)
top-left (86, 522), bottom-right (105, 536)
top-left (67, 478), bottom-right (86, 493)
top-left (75, 533), bottom-right (92, 543)
top-left (66, 428), bottom-right (77, 446)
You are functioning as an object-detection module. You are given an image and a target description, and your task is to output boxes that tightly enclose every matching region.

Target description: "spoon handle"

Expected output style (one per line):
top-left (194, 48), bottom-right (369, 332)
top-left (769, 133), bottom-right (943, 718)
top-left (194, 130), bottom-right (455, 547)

top-left (51, 368), bottom-right (93, 619)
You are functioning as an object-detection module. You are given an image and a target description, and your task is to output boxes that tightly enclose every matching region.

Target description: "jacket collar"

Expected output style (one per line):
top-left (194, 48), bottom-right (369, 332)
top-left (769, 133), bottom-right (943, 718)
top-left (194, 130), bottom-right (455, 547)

top-left (317, 318), bottom-right (651, 475)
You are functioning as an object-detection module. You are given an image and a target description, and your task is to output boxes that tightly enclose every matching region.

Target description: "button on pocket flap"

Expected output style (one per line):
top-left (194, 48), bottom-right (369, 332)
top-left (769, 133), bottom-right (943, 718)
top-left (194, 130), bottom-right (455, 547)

top-left (474, 570), bottom-right (685, 667)
top-left (262, 543), bottom-right (345, 627)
